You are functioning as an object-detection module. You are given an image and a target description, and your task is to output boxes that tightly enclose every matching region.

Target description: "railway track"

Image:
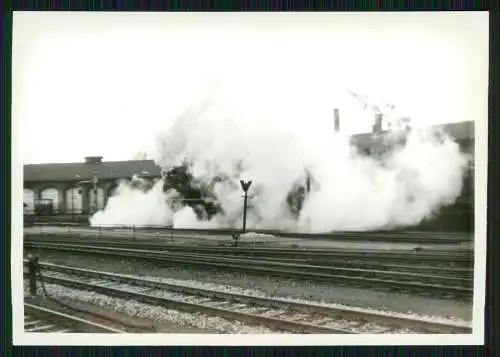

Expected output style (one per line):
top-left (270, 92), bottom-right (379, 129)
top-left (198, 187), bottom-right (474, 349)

top-left (24, 237), bottom-right (474, 266)
top-left (24, 302), bottom-right (124, 333)
top-left (24, 261), bottom-right (472, 334)
top-left (24, 242), bottom-right (474, 299)
top-left (25, 223), bottom-right (473, 244)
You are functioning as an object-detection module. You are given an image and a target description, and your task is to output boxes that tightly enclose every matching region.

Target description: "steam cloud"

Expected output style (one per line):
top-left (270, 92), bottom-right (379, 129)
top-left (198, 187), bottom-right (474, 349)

top-left (90, 90), bottom-right (470, 232)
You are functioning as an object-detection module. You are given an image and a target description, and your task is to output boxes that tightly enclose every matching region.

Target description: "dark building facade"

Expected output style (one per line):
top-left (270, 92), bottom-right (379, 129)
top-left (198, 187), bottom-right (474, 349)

top-left (23, 156), bottom-right (162, 215)
top-left (349, 120), bottom-right (474, 232)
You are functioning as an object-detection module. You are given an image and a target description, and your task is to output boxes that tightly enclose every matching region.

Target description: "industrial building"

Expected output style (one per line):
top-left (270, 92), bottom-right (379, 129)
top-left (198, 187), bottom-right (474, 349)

top-left (23, 156), bottom-right (161, 215)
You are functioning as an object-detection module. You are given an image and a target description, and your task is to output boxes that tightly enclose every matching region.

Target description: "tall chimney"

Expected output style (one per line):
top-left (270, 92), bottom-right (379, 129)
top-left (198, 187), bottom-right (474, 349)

top-left (334, 108), bottom-right (340, 133)
top-left (305, 170), bottom-right (311, 193)
top-left (372, 113), bottom-right (383, 135)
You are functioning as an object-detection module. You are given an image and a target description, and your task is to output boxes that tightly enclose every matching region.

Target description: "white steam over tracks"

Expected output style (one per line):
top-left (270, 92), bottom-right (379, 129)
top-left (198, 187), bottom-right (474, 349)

top-left (88, 105), bottom-right (470, 233)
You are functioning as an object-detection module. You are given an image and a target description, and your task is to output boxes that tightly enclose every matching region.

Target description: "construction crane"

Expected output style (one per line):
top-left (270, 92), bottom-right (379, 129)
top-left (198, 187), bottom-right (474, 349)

top-left (346, 90), bottom-right (412, 132)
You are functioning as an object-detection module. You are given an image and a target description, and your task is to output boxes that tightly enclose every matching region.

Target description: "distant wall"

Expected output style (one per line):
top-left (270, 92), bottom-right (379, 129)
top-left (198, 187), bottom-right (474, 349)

top-left (405, 167), bottom-right (474, 232)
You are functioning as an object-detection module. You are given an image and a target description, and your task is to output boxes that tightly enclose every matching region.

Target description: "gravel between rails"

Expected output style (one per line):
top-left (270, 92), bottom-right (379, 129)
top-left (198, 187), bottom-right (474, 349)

top-left (25, 251), bottom-right (473, 322)
top-left (24, 282), bottom-right (281, 334)
top-left (37, 268), bottom-right (470, 333)
top-left (25, 295), bottom-right (216, 333)
top-left (24, 302), bottom-right (126, 333)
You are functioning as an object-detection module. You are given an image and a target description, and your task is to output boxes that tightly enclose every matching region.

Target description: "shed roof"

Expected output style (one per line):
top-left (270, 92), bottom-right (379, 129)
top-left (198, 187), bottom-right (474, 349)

top-left (24, 159), bottom-right (162, 183)
top-left (350, 120), bottom-right (474, 149)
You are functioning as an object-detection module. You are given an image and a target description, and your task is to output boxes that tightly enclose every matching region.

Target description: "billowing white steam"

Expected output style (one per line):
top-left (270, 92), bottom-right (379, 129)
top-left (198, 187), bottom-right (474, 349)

top-left (90, 91), bottom-right (469, 232)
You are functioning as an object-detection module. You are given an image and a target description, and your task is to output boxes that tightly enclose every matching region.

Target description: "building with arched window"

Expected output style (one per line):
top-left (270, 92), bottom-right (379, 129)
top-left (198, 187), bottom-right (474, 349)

top-left (24, 156), bottom-right (162, 215)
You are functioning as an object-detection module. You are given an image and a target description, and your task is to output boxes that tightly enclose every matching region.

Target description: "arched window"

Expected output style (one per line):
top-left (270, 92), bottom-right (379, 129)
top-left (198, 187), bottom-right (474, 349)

top-left (23, 189), bottom-right (35, 214)
top-left (65, 187), bottom-right (83, 214)
top-left (89, 187), bottom-right (105, 212)
top-left (40, 188), bottom-right (59, 212)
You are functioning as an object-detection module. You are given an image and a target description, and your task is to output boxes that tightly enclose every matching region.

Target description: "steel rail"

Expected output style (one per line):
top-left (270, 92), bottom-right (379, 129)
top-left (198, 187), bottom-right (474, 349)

top-left (24, 273), bottom-right (352, 333)
top-left (25, 237), bottom-right (474, 276)
top-left (24, 242), bottom-right (473, 296)
top-left (24, 262), bottom-right (472, 334)
top-left (24, 242), bottom-right (474, 282)
top-left (24, 302), bottom-right (125, 333)
top-left (24, 237), bottom-right (474, 264)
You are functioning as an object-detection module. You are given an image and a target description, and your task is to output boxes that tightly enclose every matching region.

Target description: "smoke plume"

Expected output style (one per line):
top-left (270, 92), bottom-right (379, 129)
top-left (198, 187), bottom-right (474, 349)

top-left (89, 90), bottom-right (469, 232)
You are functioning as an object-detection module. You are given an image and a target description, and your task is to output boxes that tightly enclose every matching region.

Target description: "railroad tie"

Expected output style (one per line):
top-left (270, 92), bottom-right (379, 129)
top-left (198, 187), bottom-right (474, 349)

top-left (311, 317), bottom-right (336, 325)
top-left (283, 314), bottom-right (309, 322)
top-left (262, 311), bottom-right (287, 318)
top-left (251, 307), bottom-right (272, 313)
top-left (189, 298), bottom-right (213, 304)
top-left (96, 281), bottom-right (119, 287)
top-left (208, 301), bottom-right (232, 307)
top-left (24, 319), bottom-right (43, 327)
top-left (26, 324), bottom-right (56, 332)
top-left (130, 287), bottom-right (154, 293)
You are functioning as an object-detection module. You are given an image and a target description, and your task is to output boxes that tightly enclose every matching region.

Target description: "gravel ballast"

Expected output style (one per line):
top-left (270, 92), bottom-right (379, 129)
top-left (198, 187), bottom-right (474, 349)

top-left (40, 270), bottom-right (466, 332)
top-left (24, 281), bottom-right (280, 334)
top-left (24, 250), bottom-right (473, 322)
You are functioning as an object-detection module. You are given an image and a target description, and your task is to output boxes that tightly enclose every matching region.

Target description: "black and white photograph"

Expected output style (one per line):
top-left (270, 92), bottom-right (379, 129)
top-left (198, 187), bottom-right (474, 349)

top-left (12, 11), bottom-right (488, 345)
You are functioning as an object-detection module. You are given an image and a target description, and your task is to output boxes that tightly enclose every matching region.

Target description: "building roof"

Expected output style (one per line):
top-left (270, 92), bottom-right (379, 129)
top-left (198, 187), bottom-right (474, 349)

top-left (350, 120), bottom-right (474, 150)
top-left (24, 159), bottom-right (162, 183)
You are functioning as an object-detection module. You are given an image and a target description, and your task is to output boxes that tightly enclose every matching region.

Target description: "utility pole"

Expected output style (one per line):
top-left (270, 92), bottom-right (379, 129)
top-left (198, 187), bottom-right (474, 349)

top-left (239, 180), bottom-right (252, 234)
top-left (92, 172), bottom-right (99, 213)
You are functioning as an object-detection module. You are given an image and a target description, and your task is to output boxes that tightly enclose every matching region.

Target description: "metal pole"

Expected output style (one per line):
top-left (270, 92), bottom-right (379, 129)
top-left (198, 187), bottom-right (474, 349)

top-left (239, 180), bottom-right (252, 235)
top-left (27, 255), bottom-right (38, 296)
top-left (94, 187), bottom-right (98, 213)
top-left (92, 171), bottom-right (99, 214)
top-left (242, 191), bottom-right (248, 234)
